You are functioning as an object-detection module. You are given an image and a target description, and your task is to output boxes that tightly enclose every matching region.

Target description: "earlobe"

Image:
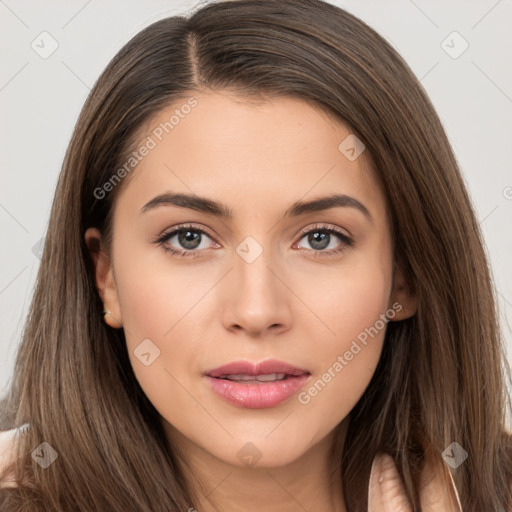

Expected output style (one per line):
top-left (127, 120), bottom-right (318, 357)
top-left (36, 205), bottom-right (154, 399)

top-left (102, 310), bottom-right (123, 329)
top-left (388, 266), bottom-right (417, 321)
top-left (84, 227), bottom-right (123, 328)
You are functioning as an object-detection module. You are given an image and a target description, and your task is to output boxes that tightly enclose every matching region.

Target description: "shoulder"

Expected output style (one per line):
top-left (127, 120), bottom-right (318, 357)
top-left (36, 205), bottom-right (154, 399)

top-left (0, 426), bottom-right (28, 489)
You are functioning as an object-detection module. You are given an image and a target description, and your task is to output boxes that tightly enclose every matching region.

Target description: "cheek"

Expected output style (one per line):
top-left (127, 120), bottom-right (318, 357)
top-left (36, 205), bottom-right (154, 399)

top-left (113, 240), bottom-right (208, 341)
top-left (111, 241), bottom-right (221, 404)
top-left (295, 292), bottom-right (388, 443)
top-left (301, 247), bottom-right (392, 355)
top-left (294, 251), bottom-right (392, 418)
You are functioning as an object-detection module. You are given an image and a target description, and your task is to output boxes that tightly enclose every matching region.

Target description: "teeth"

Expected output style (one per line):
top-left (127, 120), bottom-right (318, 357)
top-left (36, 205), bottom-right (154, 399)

top-left (223, 373), bottom-right (287, 382)
top-left (255, 373), bottom-right (287, 382)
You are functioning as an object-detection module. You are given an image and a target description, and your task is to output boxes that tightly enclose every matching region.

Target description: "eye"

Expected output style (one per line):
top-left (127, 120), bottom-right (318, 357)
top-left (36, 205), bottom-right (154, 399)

top-left (154, 224), bottom-right (218, 258)
top-left (294, 224), bottom-right (354, 256)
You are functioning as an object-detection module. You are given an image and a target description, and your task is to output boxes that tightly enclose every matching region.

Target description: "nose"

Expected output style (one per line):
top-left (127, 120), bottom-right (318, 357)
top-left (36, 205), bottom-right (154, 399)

top-left (221, 243), bottom-right (293, 337)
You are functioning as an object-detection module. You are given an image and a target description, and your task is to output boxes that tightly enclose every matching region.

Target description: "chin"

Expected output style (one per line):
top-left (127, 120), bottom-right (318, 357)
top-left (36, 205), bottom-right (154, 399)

top-left (210, 436), bottom-right (315, 469)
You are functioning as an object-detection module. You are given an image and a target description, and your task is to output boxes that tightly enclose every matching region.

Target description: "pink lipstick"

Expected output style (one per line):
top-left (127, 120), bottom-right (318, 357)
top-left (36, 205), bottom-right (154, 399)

top-left (204, 359), bottom-right (311, 409)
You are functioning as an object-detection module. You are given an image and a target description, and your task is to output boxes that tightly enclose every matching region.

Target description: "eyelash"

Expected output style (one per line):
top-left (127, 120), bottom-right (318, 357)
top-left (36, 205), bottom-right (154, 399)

top-left (153, 223), bottom-right (354, 259)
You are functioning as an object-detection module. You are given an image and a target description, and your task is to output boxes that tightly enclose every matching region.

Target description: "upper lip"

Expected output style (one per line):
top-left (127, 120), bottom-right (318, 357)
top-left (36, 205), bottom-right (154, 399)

top-left (205, 359), bottom-right (310, 378)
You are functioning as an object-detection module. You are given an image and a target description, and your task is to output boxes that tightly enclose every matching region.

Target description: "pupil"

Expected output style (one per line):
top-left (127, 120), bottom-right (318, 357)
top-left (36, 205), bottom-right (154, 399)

top-left (309, 231), bottom-right (329, 250)
top-left (179, 230), bottom-right (200, 249)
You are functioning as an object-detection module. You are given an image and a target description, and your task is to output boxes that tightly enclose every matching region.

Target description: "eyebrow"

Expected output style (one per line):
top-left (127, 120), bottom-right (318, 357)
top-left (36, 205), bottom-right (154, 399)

top-left (141, 192), bottom-right (373, 222)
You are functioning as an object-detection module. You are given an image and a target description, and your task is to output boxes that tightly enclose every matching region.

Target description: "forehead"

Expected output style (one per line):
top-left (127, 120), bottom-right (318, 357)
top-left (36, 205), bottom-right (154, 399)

top-left (114, 90), bottom-right (385, 222)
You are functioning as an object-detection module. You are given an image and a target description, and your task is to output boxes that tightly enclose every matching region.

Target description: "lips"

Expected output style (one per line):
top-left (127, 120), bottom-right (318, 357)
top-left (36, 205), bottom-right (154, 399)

top-left (204, 359), bottom-right (311, 409)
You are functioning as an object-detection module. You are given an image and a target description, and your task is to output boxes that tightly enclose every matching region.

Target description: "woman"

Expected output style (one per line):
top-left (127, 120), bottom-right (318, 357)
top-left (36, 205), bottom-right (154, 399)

top-left (1, 0), bottom-right (511, 510)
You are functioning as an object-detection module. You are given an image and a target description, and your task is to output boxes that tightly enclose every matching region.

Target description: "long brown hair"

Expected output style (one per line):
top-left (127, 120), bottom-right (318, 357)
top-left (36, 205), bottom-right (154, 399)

top-left (1, 0), bottom-right (511, 510)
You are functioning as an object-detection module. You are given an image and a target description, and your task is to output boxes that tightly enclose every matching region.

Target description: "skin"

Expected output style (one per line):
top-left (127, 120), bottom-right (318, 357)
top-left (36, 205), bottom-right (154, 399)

top-left (85, 90), bottom-right (460, 511)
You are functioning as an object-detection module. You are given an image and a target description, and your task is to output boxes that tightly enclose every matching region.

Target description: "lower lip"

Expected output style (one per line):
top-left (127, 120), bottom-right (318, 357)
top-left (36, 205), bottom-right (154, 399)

top-left (204, 374), bottom-right (310, 409)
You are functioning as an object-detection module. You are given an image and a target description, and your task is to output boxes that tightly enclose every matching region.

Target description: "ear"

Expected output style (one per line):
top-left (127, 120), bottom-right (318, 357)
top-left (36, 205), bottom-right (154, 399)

top-left (388, 265), bottom-right (417, 321)
top-left (84, 227), bottom-right (123, 329)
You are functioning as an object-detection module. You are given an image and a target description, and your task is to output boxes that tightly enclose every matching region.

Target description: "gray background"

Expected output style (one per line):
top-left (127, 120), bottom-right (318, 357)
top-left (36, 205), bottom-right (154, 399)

top-left (1, 0), bottom-right (511, 399)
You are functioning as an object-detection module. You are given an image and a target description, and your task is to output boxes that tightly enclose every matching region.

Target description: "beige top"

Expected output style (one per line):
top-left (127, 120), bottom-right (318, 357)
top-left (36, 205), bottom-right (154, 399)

top-left (0, 427), bottom-right (26, 489)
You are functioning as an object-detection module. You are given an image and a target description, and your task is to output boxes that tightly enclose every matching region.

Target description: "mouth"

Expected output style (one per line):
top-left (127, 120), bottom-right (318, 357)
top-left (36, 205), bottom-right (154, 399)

top-left (204, 359), bottom-right (311, 409)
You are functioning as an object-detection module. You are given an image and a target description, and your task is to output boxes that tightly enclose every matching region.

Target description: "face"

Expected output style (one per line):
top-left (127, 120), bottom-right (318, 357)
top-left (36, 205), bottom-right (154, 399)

top-left (86, 90), bottom-right (415, 470)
